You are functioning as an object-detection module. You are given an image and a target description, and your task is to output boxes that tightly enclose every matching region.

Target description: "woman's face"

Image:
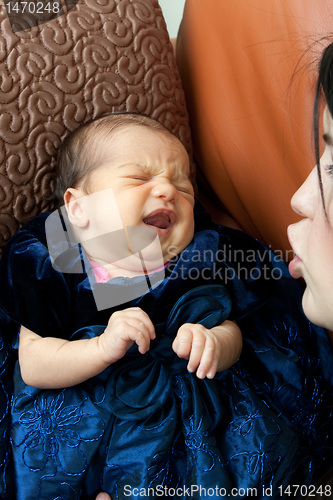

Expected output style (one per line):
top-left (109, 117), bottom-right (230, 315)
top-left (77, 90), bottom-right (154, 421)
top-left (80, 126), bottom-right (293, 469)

top-left (287, 107), bottom-right (333, 329)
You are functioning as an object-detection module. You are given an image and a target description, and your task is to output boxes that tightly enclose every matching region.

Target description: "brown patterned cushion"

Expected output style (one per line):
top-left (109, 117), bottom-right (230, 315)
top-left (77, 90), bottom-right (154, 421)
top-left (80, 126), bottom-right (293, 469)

top-left (0, 0), bottom-right (192, 256)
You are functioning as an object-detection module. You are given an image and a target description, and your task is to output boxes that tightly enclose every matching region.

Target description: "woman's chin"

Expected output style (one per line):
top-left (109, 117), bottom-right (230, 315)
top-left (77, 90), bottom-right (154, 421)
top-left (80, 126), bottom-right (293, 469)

top-left (301, 288), bottom-right (331, 329)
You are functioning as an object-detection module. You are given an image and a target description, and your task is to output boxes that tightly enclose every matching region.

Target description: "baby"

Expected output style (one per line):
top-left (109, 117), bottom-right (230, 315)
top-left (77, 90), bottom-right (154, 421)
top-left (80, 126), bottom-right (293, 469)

top-left (19, 113), bottom-right (242, 391)
top-left (1, 113), bottom-right (242, 499)
top-left (1, 113), bottom-right (331, 500)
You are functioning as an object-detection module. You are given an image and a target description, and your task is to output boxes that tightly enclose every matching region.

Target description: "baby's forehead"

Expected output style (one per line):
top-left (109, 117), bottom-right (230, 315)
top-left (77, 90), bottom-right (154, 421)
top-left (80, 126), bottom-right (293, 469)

top-left (91, 123), bottom-right (189, 165)
top-left (101, 122), bottom-right (180, 144)
top-left (89, 120), bottom-right (180, 146)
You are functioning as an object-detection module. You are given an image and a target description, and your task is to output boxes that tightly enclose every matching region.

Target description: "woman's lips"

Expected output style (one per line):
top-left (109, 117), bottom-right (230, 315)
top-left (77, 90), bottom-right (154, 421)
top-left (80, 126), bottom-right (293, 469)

top-left (287, 224), bottom-right (302, 279)
top-left (288, 254), bottom-right (302, 279)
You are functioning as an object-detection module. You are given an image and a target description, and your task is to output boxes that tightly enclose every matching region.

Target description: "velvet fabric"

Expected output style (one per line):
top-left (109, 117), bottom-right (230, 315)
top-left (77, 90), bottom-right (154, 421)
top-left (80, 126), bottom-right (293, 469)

top-left (0, 204), bottom-right (333, 499)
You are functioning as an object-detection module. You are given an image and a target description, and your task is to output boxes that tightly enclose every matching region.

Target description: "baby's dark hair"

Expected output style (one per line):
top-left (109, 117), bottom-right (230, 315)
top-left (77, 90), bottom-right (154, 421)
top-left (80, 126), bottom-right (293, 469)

top-left (313, 42), bottom-right (333, 209)
top-left (54, 113), bottom-right (182, 207)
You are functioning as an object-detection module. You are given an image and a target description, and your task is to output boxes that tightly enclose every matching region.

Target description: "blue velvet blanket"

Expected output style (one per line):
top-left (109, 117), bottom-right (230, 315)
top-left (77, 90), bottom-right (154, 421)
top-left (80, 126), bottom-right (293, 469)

top-left (0, 205), bottom-right (332, 499)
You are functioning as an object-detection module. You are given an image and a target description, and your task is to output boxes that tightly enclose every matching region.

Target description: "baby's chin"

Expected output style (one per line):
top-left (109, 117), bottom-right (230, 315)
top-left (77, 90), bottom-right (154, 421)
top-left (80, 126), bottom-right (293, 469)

top-left (161, 233), bottom-right (194, 261)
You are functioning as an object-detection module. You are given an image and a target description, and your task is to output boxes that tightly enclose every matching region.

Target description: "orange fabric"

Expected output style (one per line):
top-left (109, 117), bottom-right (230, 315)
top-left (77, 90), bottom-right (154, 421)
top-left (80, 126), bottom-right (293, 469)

top-left (177, 0), bottom-right (333, 256)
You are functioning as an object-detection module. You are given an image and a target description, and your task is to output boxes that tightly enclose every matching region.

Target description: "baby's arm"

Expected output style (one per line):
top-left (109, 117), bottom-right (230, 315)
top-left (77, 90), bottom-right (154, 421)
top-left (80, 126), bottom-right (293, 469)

top-left (19, 307), bottom-right (155, 389)
top-left (172, 320), bottom-right (242, 379)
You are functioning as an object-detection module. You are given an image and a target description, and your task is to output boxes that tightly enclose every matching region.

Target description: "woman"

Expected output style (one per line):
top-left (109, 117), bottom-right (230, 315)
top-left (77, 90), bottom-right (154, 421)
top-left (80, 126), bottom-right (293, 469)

top-left (288, 42), bottom-right (333, 336)
top-left (94, 44), bottom-right (333, 500)
top-left (287, 42), bottom-right (333, 497)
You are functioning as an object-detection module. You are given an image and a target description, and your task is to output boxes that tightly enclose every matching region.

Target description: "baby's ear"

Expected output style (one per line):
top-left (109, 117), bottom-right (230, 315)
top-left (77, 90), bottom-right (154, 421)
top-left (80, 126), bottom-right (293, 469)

top-left (64, 188), bottom-right (89, 228)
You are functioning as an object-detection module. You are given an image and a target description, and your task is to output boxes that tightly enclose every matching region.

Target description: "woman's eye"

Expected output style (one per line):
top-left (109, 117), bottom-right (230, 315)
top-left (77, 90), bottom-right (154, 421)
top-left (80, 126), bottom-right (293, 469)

top-left (324, 164), bottom-right (333, 177)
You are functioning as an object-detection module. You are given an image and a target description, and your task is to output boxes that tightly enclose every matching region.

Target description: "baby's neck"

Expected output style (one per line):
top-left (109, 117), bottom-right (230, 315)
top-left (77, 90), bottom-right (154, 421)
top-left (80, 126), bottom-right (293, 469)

top-left (87, 254), bottom-right (167, 282)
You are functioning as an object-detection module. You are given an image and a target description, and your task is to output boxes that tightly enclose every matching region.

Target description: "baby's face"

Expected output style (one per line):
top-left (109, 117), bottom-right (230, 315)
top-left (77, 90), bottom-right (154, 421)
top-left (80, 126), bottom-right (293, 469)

top-left (76, 125), bottom-right (195, 266)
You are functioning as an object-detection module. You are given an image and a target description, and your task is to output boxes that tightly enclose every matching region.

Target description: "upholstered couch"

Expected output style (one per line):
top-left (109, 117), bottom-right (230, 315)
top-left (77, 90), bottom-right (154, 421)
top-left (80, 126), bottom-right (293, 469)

top-left (1, 1), bottom-right (333, 497)
top-left (0, 0), bottom-right (192, 258)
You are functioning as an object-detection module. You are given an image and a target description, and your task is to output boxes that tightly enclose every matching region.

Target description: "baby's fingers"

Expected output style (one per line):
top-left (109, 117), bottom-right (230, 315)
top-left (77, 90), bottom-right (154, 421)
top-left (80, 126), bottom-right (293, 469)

top-left (126, 324), bottom-right (151, 354)
top-left (125, 308), bottom-right (156, 340)
top-left (196, 336), bottom-right (219, 379)
top-left (185, 325), bottom-right (209, 374)
top-left (172, 325), bottom-right (193, 359)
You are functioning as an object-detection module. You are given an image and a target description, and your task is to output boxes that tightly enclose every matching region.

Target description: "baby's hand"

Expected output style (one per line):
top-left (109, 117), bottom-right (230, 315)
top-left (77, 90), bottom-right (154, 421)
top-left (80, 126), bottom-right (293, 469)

top-left (172, 323), bottom-right (221, 379)
top-left (99, 307), bottom-right (155, 364)
top-left (172, 320), bottom-right (242, 379)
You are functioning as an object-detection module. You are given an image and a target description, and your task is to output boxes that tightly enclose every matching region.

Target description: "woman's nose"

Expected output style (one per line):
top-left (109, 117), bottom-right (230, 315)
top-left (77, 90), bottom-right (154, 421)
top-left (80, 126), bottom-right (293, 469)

top-left (151, 179), bottom-right (178, 202)
top-left (291, 167), bottom-right (319, 218)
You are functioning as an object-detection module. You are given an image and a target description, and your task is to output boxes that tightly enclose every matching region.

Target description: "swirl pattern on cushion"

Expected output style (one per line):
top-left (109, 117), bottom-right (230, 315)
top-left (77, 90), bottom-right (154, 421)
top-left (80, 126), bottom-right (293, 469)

top-left (0, 0), bottom-right (192, 256)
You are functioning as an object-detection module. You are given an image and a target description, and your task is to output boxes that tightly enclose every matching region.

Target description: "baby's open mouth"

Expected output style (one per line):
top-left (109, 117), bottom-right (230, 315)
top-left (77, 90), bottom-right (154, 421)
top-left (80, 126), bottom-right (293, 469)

top-left (143, 210), bottom-right (176, 230)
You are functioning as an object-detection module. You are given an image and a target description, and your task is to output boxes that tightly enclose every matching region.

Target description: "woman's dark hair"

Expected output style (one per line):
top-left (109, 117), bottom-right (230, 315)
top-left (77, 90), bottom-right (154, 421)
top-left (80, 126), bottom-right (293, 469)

top-left (309, 44), bottom-right (333, 495)
top-left (313, 42), bottom-right (333, 209)
top-left (53, 113), bottom-right (182, 207)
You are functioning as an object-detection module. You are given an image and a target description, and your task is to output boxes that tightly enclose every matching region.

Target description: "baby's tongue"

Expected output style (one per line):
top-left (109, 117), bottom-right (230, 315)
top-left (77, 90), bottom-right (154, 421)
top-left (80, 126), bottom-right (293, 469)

top-left (144, 213), bottom-right (170, 229)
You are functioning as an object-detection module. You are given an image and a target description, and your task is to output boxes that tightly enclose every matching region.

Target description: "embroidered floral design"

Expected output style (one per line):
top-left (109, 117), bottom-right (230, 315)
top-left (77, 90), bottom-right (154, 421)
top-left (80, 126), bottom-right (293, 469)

top-left (54, 482), bottom-right (81, 500)
top-left (227, 398), bottom-right (283, 487)
top-left (148, 440), bottom-right (183, 489)
top-left (11, 390), bottom-right (104, 476)
top-left (247, 441), bottom-right (281, 484)
top-left (0, 336), bottom-right (13, 497)
top-left (229, 440), bottom-right (281, 488)
top-left (0, 336), bottom-right (10, 426)
top-left (229, 401), bottom-right (278, 437)
top-left (273, 321), bottom-right (301, 348)
top-left (185, 415), bottom-right (222, 473)
top-left (292, 372), bottom-right (333, 444)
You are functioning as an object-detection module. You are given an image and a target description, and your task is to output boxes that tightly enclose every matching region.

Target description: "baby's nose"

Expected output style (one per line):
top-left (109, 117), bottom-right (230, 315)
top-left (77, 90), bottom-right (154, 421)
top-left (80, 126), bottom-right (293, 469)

top-left (151, 180), bottom-right (177, 202)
